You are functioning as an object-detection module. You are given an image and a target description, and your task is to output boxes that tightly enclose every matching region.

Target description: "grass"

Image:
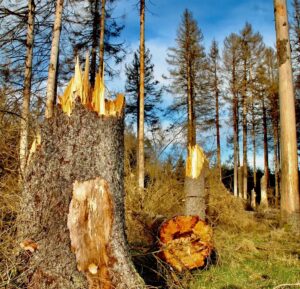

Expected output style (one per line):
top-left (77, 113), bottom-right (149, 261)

top-left (189, 226), bottom-right (300, 289)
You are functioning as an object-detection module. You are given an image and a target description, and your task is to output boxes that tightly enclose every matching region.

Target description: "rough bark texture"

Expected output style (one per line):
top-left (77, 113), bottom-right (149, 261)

top-left (90, 0), bottom-right (100, 87)
top-left (45, 0), bottom-right (64, 118)
top-left (19, 0), bottom-right (35, 177)
top-left (17, 101), bottom-right (144, 289)
top-left (158, 216), bottom-right (213, 272)
top-left (98, 0), bottom-right (106, 76)
top-left (274, 0), bottom-right (300, 228)
top-left (185, 145), bottom-right (207, 219)
top-left (137, 0), bottom-right (145, 191)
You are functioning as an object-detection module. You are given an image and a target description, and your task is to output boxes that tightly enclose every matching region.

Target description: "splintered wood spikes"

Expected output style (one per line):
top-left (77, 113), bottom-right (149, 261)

top-left (186, 145), bottom-right (207, 179)
top-left (58, 55), bottom-right (124, 117)
top-left (159, 216), bottom-right (213, 272)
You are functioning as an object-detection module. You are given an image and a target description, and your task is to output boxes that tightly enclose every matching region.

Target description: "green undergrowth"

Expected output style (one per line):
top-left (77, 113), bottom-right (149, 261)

top-left (189, 226), bottom-right (300, 289)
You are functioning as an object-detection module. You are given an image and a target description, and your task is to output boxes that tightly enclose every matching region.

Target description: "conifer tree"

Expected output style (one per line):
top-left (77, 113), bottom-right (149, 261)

top-left (125, 48), bottom-right (162, 131)
top-left (207, 40), bottom-right (222, 178)
top-left (166, 9), bottom-right (206, 147)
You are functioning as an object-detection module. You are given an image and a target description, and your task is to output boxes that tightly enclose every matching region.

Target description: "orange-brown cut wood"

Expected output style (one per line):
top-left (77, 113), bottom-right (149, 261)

top-left (159, 215), bottom-right (213, 272)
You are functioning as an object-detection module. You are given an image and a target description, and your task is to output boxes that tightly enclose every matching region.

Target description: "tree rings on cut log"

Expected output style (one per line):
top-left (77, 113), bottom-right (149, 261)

top-left (158, 215), bottom-right (213, 272)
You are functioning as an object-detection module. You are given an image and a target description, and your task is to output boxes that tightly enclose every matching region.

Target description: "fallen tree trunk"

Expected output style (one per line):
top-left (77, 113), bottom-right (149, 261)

top-left (158, 215), bottom-right (213, 272)
top-left (17, 59), bottom-right (145, 289)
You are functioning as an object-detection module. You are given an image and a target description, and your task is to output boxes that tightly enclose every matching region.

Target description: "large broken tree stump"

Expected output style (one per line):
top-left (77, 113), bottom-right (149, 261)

top-left (158, 215), bottom-right (213, 272)
top-left (184, 145), bottom-right (208, 219)
top-left (17, 59), bottom-right (145, 289)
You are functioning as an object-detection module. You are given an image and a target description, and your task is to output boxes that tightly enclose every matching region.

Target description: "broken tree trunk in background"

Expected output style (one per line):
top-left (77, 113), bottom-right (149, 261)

top-left (158, 216), bottom-right (213, 272)
top-left (184, 145), bottom-right (208, 219)
top-left (260, 174), bottom-right (268, 208)
top-left (17, 59), bottom-right (145, 289)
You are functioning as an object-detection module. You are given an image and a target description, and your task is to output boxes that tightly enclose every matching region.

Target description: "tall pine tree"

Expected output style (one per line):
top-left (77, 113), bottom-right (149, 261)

top-left (125, 48), bottom-right (162, 131)
top-left (166, 9), bottom-right (206, 147)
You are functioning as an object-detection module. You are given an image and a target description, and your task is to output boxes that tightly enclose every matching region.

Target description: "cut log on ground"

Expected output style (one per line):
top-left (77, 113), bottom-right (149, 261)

top-left (158, 215), bottom-right (213, 272)
top-left (17, 59), bottom-right (145, 289)
top-left (185, 145), bottom-right (208, 218)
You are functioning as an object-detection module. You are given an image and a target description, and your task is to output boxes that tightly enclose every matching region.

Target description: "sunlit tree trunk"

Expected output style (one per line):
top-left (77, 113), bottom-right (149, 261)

top-left (262, 97), bottom-right (269, 190)
top-left (251, 98), bottom-right (257, 190)
top-left (274, 0), bottom-right (300, 228)
top-left (242, 59), bottom-right (248, 200)
top-left (19, 0), bottom-right (35, 178)
top-left (232, 61), bottom-right (239, 197)
top-left (45, 0), bottom-right (64, 118)
top-left (273, 121), bottom-right (280, 207)
top-left (137, 0), bottom-right (145, 191)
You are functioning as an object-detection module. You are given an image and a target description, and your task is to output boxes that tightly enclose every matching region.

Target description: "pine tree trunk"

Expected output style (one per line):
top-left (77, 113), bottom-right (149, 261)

top-left (187, 67), bottom-right (196, 147)
top-left (214, 63), bottom-right (221, 179)
top-left (242, 60), bottom-right (248, 200)
top-left (90, 0), bottom-right (100, 87)
top-left (99, 0), bottom-right (106, 76)
top-left (233, 67), bottom-right (238, 197)
top-left (17, 101), bottom-right (145, 289)
top-left (19, 0), bottom-right (35, 178)
top-left (273, 119), bottom-right (280, 208)
top-left (262, 97), bottom-right (269, 192)
top-left (274, 0), bottom-right (300, 229)
top-left (251, 99), bottom-right (257, 191)
top-left (45, 0), bottom-right (64, 118)
top-left (137, 0), bottom-right (145, 191)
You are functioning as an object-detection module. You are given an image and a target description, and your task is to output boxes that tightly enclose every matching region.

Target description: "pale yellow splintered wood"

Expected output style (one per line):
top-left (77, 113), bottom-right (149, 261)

top-left (82, 51), bottom-right (90, 105)
top-left (59, 58), bottom-right (125, 118)
top-left (59, 77), bottom-right (74, 116)
top-left (92, 65), bottom-right (105, 115)
top-left (72, 57), bottom-right (83, 102)
top-left (186, 145), bottom-right (207, 179)
top-left (27, 129), bottom-right (41, 165)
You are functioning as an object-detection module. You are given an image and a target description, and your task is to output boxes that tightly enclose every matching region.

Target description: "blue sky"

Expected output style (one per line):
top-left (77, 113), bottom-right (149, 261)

top-left (107, 0), bottom-right (294, 168)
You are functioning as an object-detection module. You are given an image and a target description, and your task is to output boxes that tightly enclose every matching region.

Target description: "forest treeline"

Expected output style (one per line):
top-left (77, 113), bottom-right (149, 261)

top-left (1, 0), bottom-right (299, 201)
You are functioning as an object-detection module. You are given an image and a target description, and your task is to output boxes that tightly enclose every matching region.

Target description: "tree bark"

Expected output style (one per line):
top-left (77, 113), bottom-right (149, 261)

top-left (262, 97), bottom-right (269, 192)
top-left (19, 0), bottom-right (35, 178)
top-left (273, 119), bottom-right (280, 208)
top-left (251, 97), bottom-right (257, 191)
top-left (274, 0), bottom-right (300, 228)
top-left (45, 0), bottom-right (64, 118)
top-left (242, 59), bottom-right (248, 200)
top-left (233, 61), bottom-right (239, 197)
top-left (214, 55), bottom-right (221, 179)
top-left (90, 0), bottom-right (100, 87)
top-left (184, 145), bottom-right (207, 219)
top-left (137, 0), bottom-right (145, 191)
top-left (99, 0), bottom-right (106, 77)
